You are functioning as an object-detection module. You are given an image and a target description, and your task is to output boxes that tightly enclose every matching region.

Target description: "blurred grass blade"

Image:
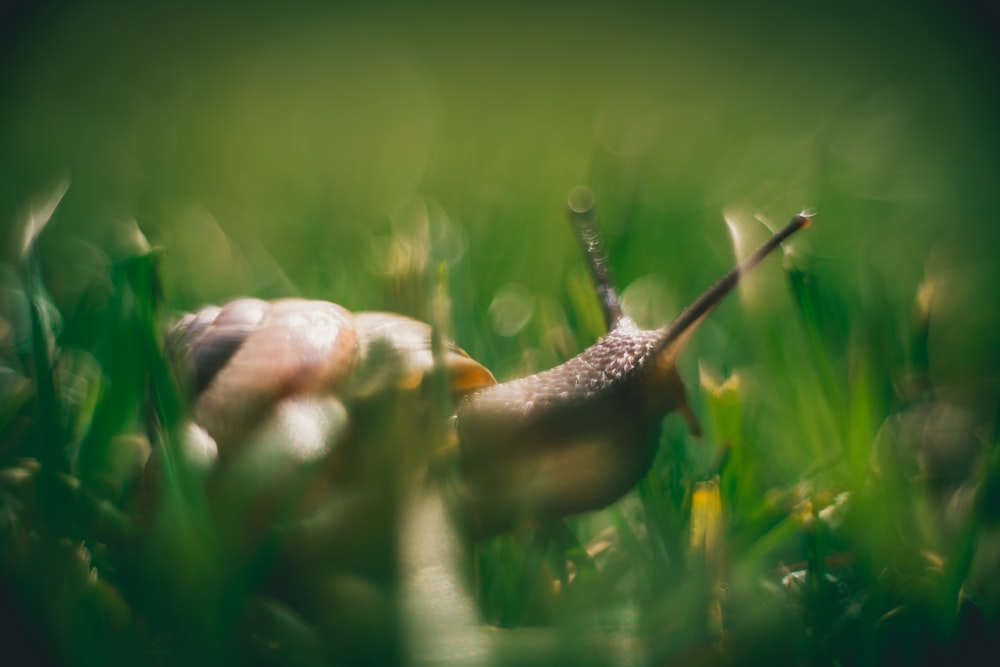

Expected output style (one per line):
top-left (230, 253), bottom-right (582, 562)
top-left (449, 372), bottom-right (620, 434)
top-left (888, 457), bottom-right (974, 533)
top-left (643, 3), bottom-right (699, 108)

top-left (690, 477), bottom-right (724, 636)
top-left (19, 181), bottom-right (70, 473)
top-left (19, 178), bottom-right (69, 262)
top-left (690, 478), bottom-right (722, 555)
top-left (74, 229), bottom-right (162, 496)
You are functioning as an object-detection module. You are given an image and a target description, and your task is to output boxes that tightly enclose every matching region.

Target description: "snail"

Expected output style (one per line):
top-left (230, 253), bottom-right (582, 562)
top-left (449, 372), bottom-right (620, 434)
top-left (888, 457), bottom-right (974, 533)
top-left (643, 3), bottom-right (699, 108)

top-left (158, 193), bottom-right (811, 546)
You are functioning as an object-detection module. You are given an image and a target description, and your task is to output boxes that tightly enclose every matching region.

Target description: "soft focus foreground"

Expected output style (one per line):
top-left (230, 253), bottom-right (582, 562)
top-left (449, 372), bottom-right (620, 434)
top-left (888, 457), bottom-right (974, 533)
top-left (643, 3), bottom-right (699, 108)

top-left (1, 1), bottom-right (999, 665)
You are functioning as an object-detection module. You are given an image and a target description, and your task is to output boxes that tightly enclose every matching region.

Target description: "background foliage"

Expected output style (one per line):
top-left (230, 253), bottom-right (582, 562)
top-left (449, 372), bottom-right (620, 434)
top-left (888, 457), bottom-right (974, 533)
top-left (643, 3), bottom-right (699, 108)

top-left (1, 1), bottom-right (999, 665)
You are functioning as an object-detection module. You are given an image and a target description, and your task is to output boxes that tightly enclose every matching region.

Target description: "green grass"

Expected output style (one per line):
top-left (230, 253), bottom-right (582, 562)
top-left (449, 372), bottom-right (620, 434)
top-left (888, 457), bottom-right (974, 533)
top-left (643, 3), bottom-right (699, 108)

top-left (2, 1), bottom-right (1000, 665)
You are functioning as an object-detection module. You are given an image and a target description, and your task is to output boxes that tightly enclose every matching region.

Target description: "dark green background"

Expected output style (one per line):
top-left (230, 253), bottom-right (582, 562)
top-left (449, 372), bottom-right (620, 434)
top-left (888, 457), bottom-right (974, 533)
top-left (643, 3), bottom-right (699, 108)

top-left (3, 2), bottom-right (997, 358)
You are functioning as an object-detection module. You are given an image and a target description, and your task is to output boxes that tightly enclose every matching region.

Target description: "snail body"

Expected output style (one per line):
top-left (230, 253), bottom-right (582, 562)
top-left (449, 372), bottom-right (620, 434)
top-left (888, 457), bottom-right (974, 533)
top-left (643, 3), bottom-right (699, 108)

top-left (456, 318), bottom-right (680, 533)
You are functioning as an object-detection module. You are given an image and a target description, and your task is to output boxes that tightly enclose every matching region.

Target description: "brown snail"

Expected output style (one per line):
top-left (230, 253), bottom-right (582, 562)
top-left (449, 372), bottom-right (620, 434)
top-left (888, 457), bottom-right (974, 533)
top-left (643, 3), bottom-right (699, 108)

top-left (161, 193), bottom-right (811, 543)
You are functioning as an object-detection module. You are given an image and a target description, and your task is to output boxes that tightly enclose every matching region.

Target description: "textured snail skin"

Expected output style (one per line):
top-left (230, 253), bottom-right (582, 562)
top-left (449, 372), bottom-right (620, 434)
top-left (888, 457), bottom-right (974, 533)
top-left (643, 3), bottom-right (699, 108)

top-left (455, 318), bottom-right (689, 535)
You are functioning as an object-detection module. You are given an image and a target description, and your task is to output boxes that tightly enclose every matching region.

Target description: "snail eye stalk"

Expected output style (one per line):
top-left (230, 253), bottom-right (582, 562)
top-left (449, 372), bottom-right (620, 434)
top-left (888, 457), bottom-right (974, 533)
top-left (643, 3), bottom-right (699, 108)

top-left (566, 185), bottom-right (624, 332)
